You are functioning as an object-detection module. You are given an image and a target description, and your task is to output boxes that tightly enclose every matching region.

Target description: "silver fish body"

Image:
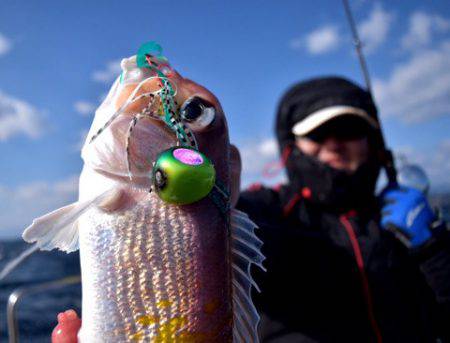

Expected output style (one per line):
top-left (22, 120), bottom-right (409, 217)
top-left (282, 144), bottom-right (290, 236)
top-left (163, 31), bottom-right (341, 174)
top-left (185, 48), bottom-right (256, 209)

top-left (78, 186), bottom-right (232, 342)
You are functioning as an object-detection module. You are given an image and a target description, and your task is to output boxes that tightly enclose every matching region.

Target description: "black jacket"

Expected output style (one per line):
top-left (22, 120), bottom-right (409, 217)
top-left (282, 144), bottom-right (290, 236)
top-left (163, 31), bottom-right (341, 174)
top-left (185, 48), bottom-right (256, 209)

top-left (237, 184), bottom-right (450, 343)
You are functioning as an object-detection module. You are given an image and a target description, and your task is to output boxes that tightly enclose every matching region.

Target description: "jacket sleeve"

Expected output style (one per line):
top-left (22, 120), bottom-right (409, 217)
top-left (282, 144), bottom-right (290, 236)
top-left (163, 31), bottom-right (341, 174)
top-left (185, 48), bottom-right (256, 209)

top-left (415, 228), bottom-right (450, 341)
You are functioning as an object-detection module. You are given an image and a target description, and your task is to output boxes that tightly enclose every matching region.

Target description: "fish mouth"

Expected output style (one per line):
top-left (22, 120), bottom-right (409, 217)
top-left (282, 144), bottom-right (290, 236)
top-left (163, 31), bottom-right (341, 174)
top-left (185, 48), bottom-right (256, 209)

top-left (121, 113), bottom-right (179, 177)
top-left (82, 110), bottom-right (179, 189)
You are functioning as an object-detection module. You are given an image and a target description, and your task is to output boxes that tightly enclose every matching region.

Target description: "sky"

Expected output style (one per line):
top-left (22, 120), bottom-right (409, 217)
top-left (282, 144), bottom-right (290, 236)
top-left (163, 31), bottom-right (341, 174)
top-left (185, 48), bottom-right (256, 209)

top-left (0, 0), bottom-right (449, 239)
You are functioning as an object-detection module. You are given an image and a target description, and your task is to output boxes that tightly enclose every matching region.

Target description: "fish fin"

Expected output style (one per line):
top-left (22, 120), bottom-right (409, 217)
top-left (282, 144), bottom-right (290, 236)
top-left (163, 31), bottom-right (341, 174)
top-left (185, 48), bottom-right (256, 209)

top-left (22, 188), bottom-right (118, 253)
top-left (231, 209), bottom-right (265, 343)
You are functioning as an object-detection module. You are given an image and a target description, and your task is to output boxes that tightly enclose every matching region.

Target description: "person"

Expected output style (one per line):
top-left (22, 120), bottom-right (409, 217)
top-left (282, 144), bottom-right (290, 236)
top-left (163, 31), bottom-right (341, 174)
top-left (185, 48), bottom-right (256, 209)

top-left (236, 76), bottom-right (450, 342)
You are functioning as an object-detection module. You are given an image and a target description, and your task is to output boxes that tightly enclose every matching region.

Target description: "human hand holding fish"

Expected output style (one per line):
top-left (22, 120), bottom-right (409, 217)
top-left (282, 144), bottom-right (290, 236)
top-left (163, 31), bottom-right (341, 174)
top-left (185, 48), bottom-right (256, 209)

top-left (14, 42), bottom-right (262, 342)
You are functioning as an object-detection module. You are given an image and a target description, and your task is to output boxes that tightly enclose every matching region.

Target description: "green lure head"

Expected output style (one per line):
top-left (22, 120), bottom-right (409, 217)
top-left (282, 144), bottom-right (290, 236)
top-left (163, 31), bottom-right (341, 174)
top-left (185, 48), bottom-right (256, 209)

top-left (152, 147), bottom-right (216, 205)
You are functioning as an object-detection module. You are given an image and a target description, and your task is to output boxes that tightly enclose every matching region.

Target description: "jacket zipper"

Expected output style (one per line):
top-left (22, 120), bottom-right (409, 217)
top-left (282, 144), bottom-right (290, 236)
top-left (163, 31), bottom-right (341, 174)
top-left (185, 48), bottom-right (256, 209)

top-left (340, 214), bottom-right (383, 343)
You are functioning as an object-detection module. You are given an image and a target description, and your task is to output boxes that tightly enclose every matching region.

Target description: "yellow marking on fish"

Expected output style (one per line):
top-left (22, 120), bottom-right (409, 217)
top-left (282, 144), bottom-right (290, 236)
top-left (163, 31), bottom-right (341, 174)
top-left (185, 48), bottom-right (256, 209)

top-left (203, 299), bottom-right (220, 314)
top-left (129, 330), bottom-right (144, 341)
top-left (153, 316), bottom-right (188, 342)
top-left (156, 299), bottom-right (172, 309)
top-left (136, 314), bottom-right (159, 326)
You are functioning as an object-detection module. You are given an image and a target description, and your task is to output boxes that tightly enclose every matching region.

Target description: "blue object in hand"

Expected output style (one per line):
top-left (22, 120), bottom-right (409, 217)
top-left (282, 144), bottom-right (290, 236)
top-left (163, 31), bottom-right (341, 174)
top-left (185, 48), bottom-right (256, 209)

top-left (380, 185), bottom-right (435, 248)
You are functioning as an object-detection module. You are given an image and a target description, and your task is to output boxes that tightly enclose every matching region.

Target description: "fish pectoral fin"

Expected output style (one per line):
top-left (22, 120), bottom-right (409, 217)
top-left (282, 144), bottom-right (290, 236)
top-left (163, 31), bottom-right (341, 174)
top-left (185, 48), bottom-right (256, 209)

top-left (97, 188), bottom-right (125, 212)
top-left (22, 188), bottom-right (117, 253)
top-left (231, 209), bottom-right (265, 343)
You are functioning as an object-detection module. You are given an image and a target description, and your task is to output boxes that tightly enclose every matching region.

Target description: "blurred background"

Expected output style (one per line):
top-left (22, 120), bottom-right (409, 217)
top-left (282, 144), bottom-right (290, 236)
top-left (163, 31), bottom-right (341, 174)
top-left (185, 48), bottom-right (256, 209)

top-left (0, 0), bottom-right (449, 340)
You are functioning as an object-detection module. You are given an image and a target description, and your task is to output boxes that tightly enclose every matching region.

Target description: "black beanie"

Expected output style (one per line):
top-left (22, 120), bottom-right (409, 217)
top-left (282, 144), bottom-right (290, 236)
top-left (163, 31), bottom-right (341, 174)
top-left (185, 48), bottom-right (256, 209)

top-left (276, 76), bottom-right (379, 150)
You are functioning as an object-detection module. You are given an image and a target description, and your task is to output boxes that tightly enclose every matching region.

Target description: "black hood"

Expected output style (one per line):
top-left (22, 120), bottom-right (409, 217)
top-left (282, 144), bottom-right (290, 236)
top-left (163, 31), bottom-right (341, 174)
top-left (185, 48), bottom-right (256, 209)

top-left (275, 76), bottom-right (381, 212)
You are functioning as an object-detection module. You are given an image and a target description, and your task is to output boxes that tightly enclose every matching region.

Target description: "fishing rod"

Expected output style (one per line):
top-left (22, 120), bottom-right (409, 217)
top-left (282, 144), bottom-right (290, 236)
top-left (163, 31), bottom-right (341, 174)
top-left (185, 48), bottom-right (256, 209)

top-left (341, 0), bottom-right (398, 184)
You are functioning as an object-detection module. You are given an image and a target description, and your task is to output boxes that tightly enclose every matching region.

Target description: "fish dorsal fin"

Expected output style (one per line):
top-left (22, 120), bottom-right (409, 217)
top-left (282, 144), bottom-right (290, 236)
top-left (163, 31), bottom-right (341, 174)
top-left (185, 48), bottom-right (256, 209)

top-left (22, 188), bottom-right (117, 253)
top-left (231, 209), bottom-right (265, 343)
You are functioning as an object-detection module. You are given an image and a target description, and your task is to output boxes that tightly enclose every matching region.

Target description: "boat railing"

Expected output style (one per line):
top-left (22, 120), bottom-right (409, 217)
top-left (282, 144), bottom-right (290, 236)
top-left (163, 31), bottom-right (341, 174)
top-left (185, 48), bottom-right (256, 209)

top-left (7, 275), bottom-right (81, 343)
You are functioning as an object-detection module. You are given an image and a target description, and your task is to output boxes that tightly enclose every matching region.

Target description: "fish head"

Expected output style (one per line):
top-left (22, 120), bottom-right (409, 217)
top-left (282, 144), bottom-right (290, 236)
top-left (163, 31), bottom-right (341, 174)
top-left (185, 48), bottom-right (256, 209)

top-left (82, 57), bottom-right (241, 206)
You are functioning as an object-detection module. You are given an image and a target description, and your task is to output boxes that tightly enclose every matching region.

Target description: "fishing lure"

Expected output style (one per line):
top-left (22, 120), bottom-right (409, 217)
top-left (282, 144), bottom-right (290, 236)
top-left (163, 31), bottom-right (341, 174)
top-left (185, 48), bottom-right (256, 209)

top-left (90, 42), bottom-right (227, 210)
top-left (152, 147), bottom-right (215, 205)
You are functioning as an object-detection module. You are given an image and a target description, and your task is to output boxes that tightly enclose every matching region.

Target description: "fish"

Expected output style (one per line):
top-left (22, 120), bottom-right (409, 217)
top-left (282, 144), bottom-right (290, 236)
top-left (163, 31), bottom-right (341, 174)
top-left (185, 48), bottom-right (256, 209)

top-left (21, 42), bottom-right (264, 342)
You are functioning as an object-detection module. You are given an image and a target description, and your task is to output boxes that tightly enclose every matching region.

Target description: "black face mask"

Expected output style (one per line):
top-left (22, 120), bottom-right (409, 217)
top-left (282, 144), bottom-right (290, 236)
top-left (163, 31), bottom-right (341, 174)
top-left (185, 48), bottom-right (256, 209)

top-left (284, 145), bottom-right (380, 212)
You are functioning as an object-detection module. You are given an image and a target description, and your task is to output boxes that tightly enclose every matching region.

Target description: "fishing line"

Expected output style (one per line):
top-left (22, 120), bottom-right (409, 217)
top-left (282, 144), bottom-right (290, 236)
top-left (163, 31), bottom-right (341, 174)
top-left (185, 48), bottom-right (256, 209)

top-left (141, 54), bottom-right (199, 150)
top-left (0, 244), bottom-right (39, 282)
top-left (89, 75), bottom-right (178, 144)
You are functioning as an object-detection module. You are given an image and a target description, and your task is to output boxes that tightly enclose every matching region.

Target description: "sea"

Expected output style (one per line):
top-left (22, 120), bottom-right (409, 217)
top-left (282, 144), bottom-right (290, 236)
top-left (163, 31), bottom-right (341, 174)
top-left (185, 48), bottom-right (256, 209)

top-left (0, 200), bottom-right (448, 342)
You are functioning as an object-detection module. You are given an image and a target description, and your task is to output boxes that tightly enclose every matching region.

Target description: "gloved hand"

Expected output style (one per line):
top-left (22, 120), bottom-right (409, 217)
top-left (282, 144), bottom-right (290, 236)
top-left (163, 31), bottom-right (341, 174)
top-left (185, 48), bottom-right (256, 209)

top-left (380, 185), bottom-right (435, 249)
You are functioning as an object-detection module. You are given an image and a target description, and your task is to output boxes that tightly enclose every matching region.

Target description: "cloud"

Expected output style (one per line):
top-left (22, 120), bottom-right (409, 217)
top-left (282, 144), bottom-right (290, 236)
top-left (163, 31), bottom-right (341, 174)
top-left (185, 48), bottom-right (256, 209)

top-left (92, 59), bottom-right (122, 83)
top-left (0, 175), bottom-right (79, 239)
top-left (0, 90), bottom-right (46, 141)
top-left (74, 100), bottom-right (96, 116)
top-left (358, 3), bottom-right (393, 53)
top-left (0, 32), bottom-right (12, 56)
top-left (238, 137), bottom-right (286, 188)
top-left (240, 137), bottom-right (278, 174)
top-left (291, 25), bottom-right (340, 55)
top-left (401, 12), bottom-right (450, 50)
top-left (373, 40), bottom-right (450, 123)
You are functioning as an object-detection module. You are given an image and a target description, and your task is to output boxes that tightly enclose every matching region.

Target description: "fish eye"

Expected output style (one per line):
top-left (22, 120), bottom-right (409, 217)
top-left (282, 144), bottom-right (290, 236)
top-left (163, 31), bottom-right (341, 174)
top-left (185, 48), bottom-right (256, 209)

top-left (180, 96), bottom-right (215, 130)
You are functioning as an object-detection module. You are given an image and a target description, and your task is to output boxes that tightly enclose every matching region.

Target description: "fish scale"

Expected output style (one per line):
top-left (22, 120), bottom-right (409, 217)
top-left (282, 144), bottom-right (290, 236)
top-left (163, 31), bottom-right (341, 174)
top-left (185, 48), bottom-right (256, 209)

top-left (78, 191), bottom-right (232, 342)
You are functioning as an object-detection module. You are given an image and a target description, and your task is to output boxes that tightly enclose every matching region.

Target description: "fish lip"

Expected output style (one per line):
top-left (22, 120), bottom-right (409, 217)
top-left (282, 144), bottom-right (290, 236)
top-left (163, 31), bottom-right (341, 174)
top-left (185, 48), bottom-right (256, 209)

top-left (129, 113), bottom-right (178, 167)
top-left (85, 113), bottom-right (179, 183)
top-left (123, 111), bottom-right (178, 146)
top-left (143, 114), bottom-right (177, 140)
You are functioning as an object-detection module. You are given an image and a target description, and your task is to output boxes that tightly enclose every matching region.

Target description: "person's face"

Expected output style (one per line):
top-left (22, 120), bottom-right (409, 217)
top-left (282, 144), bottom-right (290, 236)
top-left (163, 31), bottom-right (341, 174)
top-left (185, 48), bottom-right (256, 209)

top-left (295, 116), bottom-right (372, 173)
